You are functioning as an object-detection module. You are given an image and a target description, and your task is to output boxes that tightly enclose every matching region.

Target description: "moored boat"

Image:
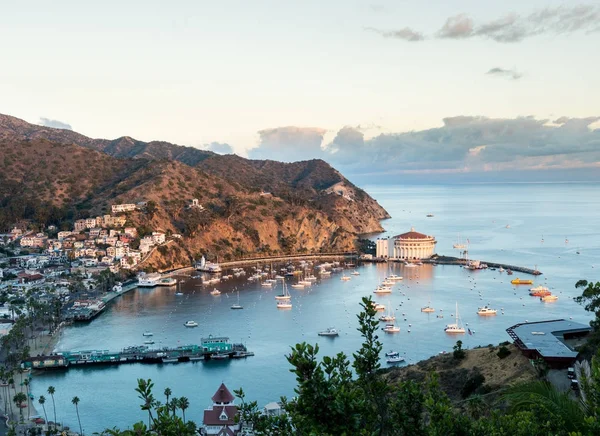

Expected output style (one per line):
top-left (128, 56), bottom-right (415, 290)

top-left (511, 278), bottom-right (533, 285)
top-left (477, 306), bottom-right (497, 316)
top-left (318, 327), bottom-right (339, 337)
top-left (444, 303), bottom-right (466, 334)
top-left (540, 294), bottom-right (558, 302)
top-left (184, 320), bottom-right (198, 327)
top-left (387, 355), bottom-right (405, 364)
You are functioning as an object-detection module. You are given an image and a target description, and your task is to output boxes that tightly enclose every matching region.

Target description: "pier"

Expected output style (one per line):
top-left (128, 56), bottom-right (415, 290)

top-left (422, 255), bottom-right (542, 275)
top-left (24, 335), bottom-right (253, 370)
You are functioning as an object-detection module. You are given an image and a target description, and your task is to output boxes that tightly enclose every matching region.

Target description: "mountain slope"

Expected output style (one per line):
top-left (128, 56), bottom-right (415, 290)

top-left (0, 113), bottom-right (390, 267)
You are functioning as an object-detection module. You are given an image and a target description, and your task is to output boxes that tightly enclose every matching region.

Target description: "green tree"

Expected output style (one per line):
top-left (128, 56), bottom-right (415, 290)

top-left (47, 385), bottom-right (57, 431)
top-left (72, 396), bottom-right (83, 436)
top-left (178, 397), bottom-right (189, 423)
top-left (38, 395), bottom-right (49, 429)
top-left (574, 280), bottom-right (600, 348)
top-left (453, 340), bottom-right (466, 360)
top-left (13, 392), bottom-right (27, 421)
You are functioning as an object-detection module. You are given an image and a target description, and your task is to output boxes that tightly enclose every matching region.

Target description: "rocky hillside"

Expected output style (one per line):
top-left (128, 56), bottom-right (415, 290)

top-left (0, 114), bottom-right (390, 268)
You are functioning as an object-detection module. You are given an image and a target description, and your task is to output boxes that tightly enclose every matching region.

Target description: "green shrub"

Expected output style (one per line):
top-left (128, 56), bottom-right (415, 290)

top-left (497, 346), bottom-right (511, 359)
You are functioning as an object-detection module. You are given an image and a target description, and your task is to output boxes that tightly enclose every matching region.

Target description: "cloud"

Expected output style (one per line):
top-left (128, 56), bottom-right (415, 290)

top-left (247, 116), bottom-right (600, 178)
top-left (372, 5), bottom-right (600, 44)
top-left (38, 117), bottom-right (72, 130)
top-left (486, 67), bottom-right (522, 80)
top-left (365, 26), bottom-right (425, 41)
top-left (249, 127), bottom-right (328, 162)
top-left (437, 14), bottom-right (474, 39)
top-left (206, 142), bottom-right (233, 154)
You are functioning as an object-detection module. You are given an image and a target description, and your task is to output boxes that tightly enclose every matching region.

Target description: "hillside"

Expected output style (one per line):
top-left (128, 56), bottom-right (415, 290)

top-left (0, 114), bottom-right (390, 268)
top-left (384, 343), bottom-right (537, 403)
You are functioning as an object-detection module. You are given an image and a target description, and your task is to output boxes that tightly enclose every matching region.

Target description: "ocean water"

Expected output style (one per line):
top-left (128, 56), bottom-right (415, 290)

top-left (29, 183), bottom-right (600, 432)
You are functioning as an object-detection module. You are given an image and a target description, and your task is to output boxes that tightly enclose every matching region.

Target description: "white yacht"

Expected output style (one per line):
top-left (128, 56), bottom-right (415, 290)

top-left (383, 322), bottom-right (400, 333)
top-left (385, 350), bottom-right (400, 357)
top-left (142, 331), bottom-right (153, 337)
top-left (137, 273), bottom-right (162, 287)
top-left (374, 285), bottom-right (392, 294)
top-left (318, 327), bottom-right (339, 337)
top-left (387, 274), bottom-right (402, 281)
top-left (477, 306), bottom-right (497, 316)
top-left (444, 303), bottom-right (466, 334)
top-left (210, 289), bottom-right (221, 296)
top-left (382, 279), bottom-right (394, 286)
top-left (184, 321), bottom-right (198, 327)
top-left (291, 283), bottom-right (305, 289)
top-left (277, 299), bottom-right (292, 309)
top-left (387, 355), bottom-right (405, 364)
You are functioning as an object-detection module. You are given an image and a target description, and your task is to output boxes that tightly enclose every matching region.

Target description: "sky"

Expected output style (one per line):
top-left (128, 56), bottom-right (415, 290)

top-left (1, 0), bottom-right (599, 182)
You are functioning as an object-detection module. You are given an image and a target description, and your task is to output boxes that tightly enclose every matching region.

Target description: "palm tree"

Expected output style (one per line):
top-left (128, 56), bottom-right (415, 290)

top-left (178, 397), bottom-right (189, 423)
top-left (170, 396), bottom-right (179, 418)
top-left (72, 396), bottom-right (83, 436)
top-left (38, 395), bottom-right (49, 428)
top-left (48, 385), bottom-right (57, 431)
top-left (23, 378), bottom-right (30, 420)
top-left (13, 392), bottom-right (27, 422)
top-left (164, 387), bottom-right (172, 408)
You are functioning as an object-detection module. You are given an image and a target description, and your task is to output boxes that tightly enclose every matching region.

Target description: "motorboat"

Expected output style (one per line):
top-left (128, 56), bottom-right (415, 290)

top-left (387, 355), bottom-right (405, 364)
top-left (383, 322), bottom-right (400, 333)
top-left (444, 303), bottom-right (466, 334)
top-left (374, 303), bottom-right (385, 311)
top-left (341, 274), bottom-right (351, 281)
top-left (318, 327), bottom-right (339, 337)
top-left (403, 262), bottom-right (417, 268)
top-left (291, 283), bottom-right (305, 289)
top-left (351, 270), bottom-right (360, 276)
top-left (144, 340), bottom-right (155, 345)
top-left (143, 331), bottom-right (153, 337)
top-left (211, 353), bottom-right (229, 360)
top-left (421, 305), bottom-right (435, 313)
top-left (477, 306), bottom-right (497, 316)
top-left (184, 321), bottom-right (199, 327)
top-left (374, 285), bottom-right (392, 294)
top-left (540, 294), bottom-right (558, 302)
top-left (387, 274), bottom-right (402, 281)
top-left (382, 279), bottom-right (394, 286)
top-left (499, 267), bottom-right (505, 272)
top-left (426, 214), bottom-right (434, 217)
top-left (210, 289), bottom-right (221, 296)
top-left (529, 285), bottom-right (549, 292)
top-left (261, 281), bottom-right (274, 288)
top-left (529, 287), bottom-right (551, 297)
top-left (175, 292), bottom-right (183, 296)
top-left (379, 313), bottom-right (395, 322)
top-left (385, 350), bottom-right (400, 357)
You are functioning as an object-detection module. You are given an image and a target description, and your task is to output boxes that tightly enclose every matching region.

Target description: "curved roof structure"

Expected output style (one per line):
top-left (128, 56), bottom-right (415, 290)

top-left (394, 227), bottom-right (432, 240)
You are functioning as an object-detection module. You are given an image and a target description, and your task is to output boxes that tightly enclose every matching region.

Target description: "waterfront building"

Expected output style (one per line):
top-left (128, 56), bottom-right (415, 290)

top-left (506, 319), bottom-right (591, 368)
top-left (201, 383), bottom-right (241, 435)
top-left (393, 227), bottom-right (436, 259)
top-left (376, 237), bottom-right (392, 259)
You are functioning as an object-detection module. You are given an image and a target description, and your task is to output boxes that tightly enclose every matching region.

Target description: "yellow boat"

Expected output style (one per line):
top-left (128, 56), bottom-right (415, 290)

top-left (511, 278), bottom-right (533, 285)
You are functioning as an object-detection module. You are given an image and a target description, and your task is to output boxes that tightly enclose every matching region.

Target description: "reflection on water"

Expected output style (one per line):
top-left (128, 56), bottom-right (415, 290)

top-left (31, 183), bottom-right (600, 432)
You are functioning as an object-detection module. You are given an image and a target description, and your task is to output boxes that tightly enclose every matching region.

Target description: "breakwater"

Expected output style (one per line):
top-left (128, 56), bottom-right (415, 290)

top-left (422, 255), bottom-right (542, 276)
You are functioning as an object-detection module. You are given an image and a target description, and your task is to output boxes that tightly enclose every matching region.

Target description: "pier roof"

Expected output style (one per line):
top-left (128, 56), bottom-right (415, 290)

top-left (506, 319), bottom-right (591, 361)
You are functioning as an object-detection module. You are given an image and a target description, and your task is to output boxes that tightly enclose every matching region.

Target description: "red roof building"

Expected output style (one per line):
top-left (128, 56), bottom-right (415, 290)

top-left (393, 227), bottom-right (437, 260)
top-left (201, 383), bottom-right (240, 436)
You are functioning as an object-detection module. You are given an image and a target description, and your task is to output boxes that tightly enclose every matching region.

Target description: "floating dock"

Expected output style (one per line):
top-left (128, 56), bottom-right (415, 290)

top-left (422, 256), bottom-right (542, 275)
top-left (24, 335), bottom-right (253, 370)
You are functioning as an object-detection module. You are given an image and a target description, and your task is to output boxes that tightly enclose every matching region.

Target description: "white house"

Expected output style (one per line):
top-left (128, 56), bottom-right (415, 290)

top-left (111, 204), bottom-right (137, 214)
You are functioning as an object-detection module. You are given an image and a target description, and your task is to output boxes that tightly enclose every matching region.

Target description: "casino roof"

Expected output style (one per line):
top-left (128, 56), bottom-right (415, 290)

top-left (394, 227), bottom-right (433, 240)
top-left (506, 319), bottom-right (591, 360)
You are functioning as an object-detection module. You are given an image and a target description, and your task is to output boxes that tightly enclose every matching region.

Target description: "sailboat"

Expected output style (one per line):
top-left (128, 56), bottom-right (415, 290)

top-left (275, 282), bottom-right (291, 300)
top-left (231, 291), bottom-right (243, 310)
top-left (379, 304), bottom-right (395, 322)
top-left (276, 282), bottom-right (292, 309)
top-left (175, 281), bottom-right (183, 296)
top-left (444, 303), bottom-right (466, 334)
top-left (340, 272), bottom-right (351, 281)
top-left (383, 311), bottom-right (400, 333)
top-left (453, 234), bottom-right (467, 249)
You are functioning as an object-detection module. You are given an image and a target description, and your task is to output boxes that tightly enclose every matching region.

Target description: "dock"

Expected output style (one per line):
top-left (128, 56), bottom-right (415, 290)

top-left (422, 255), bottom-right (542, 275)
top-left (24, 335), bottom-right (253, 370)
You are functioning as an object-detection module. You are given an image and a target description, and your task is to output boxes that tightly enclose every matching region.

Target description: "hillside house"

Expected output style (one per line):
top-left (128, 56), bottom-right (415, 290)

top-left (111, 204), bottom-right (137, 213)
top-left (201, 383), bottom-right (241, 435)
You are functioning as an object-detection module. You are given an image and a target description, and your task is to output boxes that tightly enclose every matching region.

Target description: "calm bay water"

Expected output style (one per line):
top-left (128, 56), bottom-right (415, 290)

top-left (31, 183), bottom-right (600, 432)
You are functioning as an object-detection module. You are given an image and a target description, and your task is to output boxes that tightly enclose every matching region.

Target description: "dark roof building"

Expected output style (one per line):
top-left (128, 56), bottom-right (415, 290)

top-left (506, 319), bottom-right (591, 367)
top-left (201, 383), bottom-right (240, 435)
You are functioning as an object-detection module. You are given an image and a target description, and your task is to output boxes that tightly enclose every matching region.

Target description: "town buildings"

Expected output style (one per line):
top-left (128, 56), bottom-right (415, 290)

top-left (376, 228), bottom-right (437, 260)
